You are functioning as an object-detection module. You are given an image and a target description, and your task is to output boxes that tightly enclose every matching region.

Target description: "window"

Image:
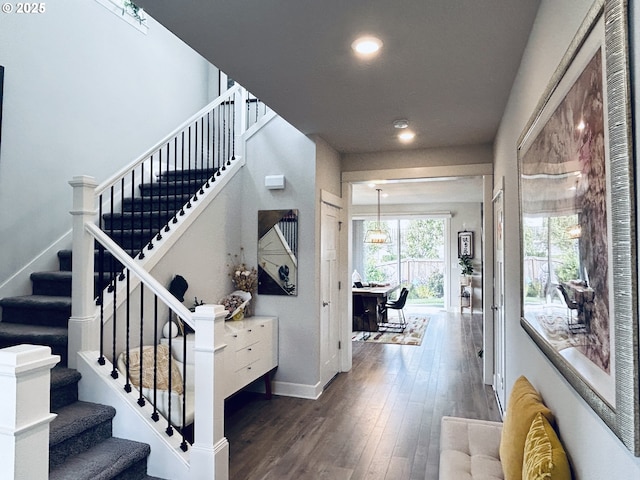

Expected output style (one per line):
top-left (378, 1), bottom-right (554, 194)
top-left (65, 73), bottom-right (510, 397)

top-left (353, 217), bottom-right (447, 307)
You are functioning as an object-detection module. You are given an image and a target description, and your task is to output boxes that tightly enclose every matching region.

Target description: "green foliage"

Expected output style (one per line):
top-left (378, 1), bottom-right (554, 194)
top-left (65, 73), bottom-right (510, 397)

top-left (459, 255), bottom-right (473, 275)
top-left (526, 280), bottom-right (542, 298)
top-left (403, 219), bottom-right (444, 259)
top-left (426, 271), bottom-right (444, 297)
top-left (555, 253), bottom-right (579, 283)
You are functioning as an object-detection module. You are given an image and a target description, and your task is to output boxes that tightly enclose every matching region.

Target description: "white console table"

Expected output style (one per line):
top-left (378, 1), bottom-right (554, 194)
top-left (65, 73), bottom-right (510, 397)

top-left (223, 316), bottom-right (278, 398)
top-left (161, 315), bottom-right (278, 399)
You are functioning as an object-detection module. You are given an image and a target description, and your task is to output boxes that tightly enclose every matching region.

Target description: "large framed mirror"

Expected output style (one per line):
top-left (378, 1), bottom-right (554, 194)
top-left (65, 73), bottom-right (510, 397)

top-left (518, 0), bottom-right (639, 455)
top-left (258, 209), bottom-right (298, 296)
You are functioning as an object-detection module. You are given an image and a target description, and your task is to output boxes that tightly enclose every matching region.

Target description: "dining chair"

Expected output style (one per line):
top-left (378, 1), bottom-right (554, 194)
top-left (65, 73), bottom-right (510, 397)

top-left (379, 287), bottom-right (409, 333)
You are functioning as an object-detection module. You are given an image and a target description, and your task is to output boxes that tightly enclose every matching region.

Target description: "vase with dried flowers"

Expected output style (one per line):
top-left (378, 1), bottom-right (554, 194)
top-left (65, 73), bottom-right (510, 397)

top-left (228, 250), bottom-right (258, 316)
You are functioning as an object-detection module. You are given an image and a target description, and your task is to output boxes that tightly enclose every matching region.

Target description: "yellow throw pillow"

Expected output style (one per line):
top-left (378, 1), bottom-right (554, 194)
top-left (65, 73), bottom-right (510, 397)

top-left (523, 412), bottom-right (571, 480)
top-left (500, 376), bottom-right (555, 480)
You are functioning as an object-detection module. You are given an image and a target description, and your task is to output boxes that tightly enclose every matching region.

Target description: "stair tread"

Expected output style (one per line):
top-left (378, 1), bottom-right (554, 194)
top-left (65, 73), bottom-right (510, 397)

top-left (0, 321), bottom-right (68, 343)
top-left (0, 294), bottom-right (71, 309)
top-left (50, 401), bottom-right (116, 446)
top-left (49, 436), bottom-right (150, 480)
top-left (51, 366), bottom-right (82, 389)
top-left (31, 271), bottom-right (72, 280)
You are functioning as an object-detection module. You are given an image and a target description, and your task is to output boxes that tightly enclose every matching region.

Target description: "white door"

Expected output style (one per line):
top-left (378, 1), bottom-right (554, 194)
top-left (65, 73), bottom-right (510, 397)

top-left (320, 197), bottom-right (341, 388)
top-left (493, 188), bottom-right (506, 412)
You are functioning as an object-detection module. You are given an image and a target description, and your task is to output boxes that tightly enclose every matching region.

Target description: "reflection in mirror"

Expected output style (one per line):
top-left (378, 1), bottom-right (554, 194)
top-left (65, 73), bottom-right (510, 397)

top-left (258, 210), bottom-right (298, 296)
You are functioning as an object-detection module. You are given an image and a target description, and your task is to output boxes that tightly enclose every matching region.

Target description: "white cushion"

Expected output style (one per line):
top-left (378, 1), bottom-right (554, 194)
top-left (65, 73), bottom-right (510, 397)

top-left (439, 416), bottom-right (504, 480)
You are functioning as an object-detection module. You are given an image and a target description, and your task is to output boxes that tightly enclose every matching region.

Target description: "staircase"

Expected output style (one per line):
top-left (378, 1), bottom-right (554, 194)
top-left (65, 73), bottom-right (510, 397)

top-left (49, 367), bottom-right (162, 480)
top-left (0, 168), bottom-right (215, 478)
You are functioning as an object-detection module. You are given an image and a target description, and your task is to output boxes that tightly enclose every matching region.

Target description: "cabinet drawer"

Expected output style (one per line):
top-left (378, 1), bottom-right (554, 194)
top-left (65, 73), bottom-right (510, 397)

top-left (233, 342), bottom-right (260, 370)
top-left (236, 360), bottom-right (262, 387)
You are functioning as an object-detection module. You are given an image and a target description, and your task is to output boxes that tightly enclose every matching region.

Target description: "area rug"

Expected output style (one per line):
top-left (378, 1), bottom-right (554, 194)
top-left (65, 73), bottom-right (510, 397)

top-left (352, 315), bottom-right (429, 346)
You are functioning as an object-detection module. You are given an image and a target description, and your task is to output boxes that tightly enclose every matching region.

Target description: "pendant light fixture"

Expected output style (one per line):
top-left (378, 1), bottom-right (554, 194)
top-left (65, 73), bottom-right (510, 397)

top-left (364, 188), bottom-right (390, 244)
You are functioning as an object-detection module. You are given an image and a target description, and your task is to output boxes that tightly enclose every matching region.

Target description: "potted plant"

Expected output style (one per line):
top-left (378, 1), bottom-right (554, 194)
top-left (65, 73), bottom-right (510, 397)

top-left (459, 255), bottom-right (474, 285)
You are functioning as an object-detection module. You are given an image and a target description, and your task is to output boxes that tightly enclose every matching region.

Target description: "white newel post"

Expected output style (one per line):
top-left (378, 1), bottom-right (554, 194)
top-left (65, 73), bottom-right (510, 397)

top-left (236, 87), bottom-right (248, 160)
top-left (0, 345), bottom-right (59, 480)
top-left (190, 304), bottom-right (229, 480)
top-left (68, 176), bottom-right (99, 369)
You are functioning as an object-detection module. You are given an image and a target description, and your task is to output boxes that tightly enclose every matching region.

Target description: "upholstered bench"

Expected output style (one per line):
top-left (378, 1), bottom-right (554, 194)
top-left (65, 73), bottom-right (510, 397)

top-left (440, 416), bottom-right (504, 479)
top-left (439, 376), bottom-right (572, 480)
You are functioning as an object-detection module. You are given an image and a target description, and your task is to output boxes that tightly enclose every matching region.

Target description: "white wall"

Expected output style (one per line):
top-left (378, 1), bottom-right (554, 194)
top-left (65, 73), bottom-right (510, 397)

top-left (342, 143), bottom-right (493, 172)
top-left (0, 0), bottom-right (214, 290)
top-left (241, 116), bottom-right (320, 397)
top-left (494, 0), bottom-right (640, 477)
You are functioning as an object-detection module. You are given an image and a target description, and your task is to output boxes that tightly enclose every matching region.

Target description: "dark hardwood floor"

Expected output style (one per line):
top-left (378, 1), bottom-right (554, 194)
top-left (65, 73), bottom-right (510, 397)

top-left (224, 308), bottom-right (502, 480)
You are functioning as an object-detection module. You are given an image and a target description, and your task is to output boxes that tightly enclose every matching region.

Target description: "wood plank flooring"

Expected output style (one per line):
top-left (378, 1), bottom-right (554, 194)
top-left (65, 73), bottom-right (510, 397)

top-left (224, 308), bottom-right (502, 480)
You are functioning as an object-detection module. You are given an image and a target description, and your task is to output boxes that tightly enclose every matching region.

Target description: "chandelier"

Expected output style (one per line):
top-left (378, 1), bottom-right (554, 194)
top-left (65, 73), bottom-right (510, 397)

top-left (364, 188), bottom-right (390, 244)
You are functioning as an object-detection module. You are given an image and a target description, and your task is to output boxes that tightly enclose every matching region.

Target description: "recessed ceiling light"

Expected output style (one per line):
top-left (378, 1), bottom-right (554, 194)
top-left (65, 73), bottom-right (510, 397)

top-left (352, 36), bottom-right (383, 56)
top-left (398, 130), bottom-right (415, 142)
top-left (393, 119), bottom-right (409, 129)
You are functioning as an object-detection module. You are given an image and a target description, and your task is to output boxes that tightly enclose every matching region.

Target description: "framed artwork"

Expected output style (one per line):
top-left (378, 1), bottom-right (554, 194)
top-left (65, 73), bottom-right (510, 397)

top-left (257, 209), bottom-right (298, 296)
top-left (517, 0), bottom-right (638, 454)
top-left (458, 231), bottom-right (474, 258)
top-left (0, 65), bottom-right (4, 157)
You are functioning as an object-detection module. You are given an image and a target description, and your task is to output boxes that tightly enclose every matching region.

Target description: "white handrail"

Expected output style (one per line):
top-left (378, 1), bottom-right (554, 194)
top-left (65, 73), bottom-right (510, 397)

top-left (86, 222), bottom-right (194, 328)
top-left (95, 83), bottom-right (243, 197)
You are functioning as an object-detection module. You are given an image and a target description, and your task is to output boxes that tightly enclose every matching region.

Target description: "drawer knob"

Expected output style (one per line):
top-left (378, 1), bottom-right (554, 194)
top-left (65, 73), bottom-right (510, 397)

top-left (248, 348), bottom-right (252, 351)
top-left (248, 329), bottom-right (252, 332)
top-left (233, 334), bottom-right (238, 338)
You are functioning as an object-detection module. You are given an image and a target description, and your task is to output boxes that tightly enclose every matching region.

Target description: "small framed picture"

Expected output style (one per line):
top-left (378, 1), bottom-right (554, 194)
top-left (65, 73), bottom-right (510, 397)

top-left (458, 231), bottom-right (474, 258)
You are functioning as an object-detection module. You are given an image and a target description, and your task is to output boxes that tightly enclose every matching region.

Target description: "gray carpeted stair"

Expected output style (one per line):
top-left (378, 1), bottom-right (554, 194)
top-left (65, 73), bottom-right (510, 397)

top-left (0, 169), bottom-right (212, 367)
top-left (48, 367), bottom-right (164, 479)
top-left (0, 170), bottom-right (211, 479)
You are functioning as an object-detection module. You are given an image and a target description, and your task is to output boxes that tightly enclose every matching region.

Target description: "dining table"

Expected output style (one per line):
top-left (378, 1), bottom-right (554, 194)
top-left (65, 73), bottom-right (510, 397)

top-left (352, 284), bottom-right (401, 331)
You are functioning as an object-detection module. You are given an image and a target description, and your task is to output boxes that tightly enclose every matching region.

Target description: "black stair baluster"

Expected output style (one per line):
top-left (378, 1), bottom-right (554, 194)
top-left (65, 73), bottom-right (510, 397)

top-left (192, 121), bottom-right (198, 203)
top-left (110, 251), bottom-right (118, 379)
top-left (107, 187), bottom-right (115, 294)
top-left (173, 137), bottom-right (179, 223)
top-left (119, 179), bottom-right (126, 280)
top-left (124, 269), bottom-right (132, 393)
top-left (156, 149), bottom-right (163, 241)
top-left (138, 286), bottom-right (146, 407)
top-left (216, 105), bottom-right (222, 177)
top-left (226, 96), bottom-right (232, 167)
top-left (166, 310), bottom-right (174, 437)
top-left (147, 156), bottom-right (154, 250)
top-left (180, 131), bottom-right (186, 215)
top-left (206, 111), bottom-right (211, 187)
top-left (138, 163), bottom-right (146, 259)
top-left (98, 195), bottom-right (106, 365)
top-left (180, 326), bottom-right (188, 451)
top-left (130, 170), bottom-right (135, 258)
top-left (151, 294), bottom-right (160, 421)
top-left (221, 101), bottom-right (227, 171)
top-left (211, 108), bottom-right (218, 182)
top-left (165, 142), bottom-right (171, 232)
top-left (199, 117), bottom-right (205, 194)
top-left (186, 127), bottom-right (192, 209)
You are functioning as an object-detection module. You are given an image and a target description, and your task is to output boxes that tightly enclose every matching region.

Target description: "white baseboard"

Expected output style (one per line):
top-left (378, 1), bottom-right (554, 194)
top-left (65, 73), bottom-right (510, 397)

top-left (272, 380), bottom-right (323, 400)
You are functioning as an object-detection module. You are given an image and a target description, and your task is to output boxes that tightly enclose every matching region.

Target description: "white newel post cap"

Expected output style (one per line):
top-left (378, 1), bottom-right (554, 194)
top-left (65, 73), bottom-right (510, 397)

top-left (0, 345), bottom-right (59, 480)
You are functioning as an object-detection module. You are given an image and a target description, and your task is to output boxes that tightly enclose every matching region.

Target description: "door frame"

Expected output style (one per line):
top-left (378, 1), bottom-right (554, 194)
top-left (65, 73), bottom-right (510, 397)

top-left (320, 190), bottom-right (344, 382)
top-left (341, 164), bottom-right (494, 374)
top-left (492, 177), bottom-right (506, 413)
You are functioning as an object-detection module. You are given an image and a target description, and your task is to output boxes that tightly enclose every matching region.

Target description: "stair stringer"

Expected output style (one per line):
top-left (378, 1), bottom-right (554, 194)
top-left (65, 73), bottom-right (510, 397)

top-left (77, 351), bottom-right (201, 480)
